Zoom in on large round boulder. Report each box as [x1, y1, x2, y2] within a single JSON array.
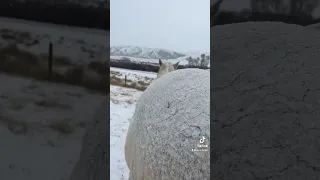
[[125, 68, 210, 180]]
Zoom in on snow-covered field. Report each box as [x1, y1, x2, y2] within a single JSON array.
[[0, 17, 108, 65], [0, 72, 106, 180], [110, 85, 143, 180], [111, 67, 156, 78]]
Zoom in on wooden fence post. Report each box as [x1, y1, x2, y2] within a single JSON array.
[[48, 42, 53, 79], [125, 75, 127, 87]]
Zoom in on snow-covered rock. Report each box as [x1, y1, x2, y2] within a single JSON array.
[[212, 22, 320, 179], [125, 69, 210, 180]]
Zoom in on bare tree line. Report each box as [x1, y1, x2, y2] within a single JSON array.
[[186, 54, 210, 68]]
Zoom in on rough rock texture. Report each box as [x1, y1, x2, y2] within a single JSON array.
[[212, 22, 320, 180], [68, 97, 108, 180], [125, 69, 210, 180]]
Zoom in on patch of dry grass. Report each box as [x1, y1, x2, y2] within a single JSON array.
[[48, 120, 74, 135], [110, 75, 149, 91], [39, 54, 74, 66], [0, 29, 39, 46], [0, 114, 29, 135], [9, 98, 30, 110], [34, 97, 72, 110], [0, 113, 75, 135]]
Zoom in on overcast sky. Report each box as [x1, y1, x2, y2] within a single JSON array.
[[110, 0, 210, 53]]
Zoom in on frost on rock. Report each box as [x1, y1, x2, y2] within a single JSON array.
[[125, 69, 210, 180], [212, 22, 320, 180]]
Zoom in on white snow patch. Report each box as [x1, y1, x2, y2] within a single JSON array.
[[110, 85, 143, 180]]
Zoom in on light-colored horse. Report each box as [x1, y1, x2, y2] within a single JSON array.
[[157, 59, 179, 78]]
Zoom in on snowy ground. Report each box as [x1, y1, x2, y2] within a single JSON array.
[[110, 85, 143, 180], [0, 17, 108, 65], [0, 72, 106, 180], [111, 67, 157, 78]]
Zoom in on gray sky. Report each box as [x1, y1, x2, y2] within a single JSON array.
[[110, 0, 210, 53]]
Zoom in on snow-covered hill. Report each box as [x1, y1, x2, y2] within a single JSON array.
[[110, 46, 186, 59]]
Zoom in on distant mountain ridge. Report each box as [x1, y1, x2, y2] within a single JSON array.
[[110, 46, 186, 59]]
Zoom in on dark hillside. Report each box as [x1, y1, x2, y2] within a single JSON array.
[[0, 1, 109, 30], [214, 11, 320, 26]]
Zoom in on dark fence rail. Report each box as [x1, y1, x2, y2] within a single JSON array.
[[0, 1, 109, 30]]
